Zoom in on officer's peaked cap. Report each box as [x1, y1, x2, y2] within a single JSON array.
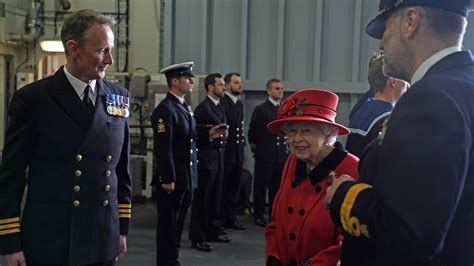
[[367, 0, 474, 39], [160, 62, 195, 78]]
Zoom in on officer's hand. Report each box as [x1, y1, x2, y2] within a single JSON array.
[[209, 124, 228, 139], [324, 174, 355, 209], [117, 235, 127, 260], [3, 251, 26, 266], [249, 143, 256, 153], [161, 182, 175, 194]]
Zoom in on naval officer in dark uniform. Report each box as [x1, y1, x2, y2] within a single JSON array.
[[326, 0, 474, 265], [0, 9, 131, 266], [248, 78, 289, 227], [220, 72, 247, 230], [151, 62, 198, 266], [189, 73, 230, 252]]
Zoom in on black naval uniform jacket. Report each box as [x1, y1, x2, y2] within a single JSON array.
[[248, 99, 288, 164], [0, 66, 132, 265], [329, 51, 474, 265], [151, 92, 198, 190], [220, 94, 245, 163], [194, 97, 227, 171]]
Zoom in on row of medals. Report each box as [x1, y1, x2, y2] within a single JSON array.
[[106, 93, 130, 118]]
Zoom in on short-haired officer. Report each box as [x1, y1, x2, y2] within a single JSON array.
[[189, 73, 230, 252], [0, 9, 131, 266], [248, 78, 289, 226], [346, 54, 408, 157], [151, 62, 197, 266]]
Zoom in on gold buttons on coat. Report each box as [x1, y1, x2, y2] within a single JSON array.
[[105, 155, 112, 162], [73, 200, 80, 207], [103, 200, 109, 207], [75, 155, 82, 161], [75, 170, 82, 177], [73, 186, 81, 192], [105, 185, 111, 192], [105, 170, 111, 177]]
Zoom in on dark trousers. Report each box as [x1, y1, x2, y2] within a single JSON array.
[[253, 161, 285, 219], [223, 162, 243, 224], [155, 187, 192, 266], [189, 169, 223, 241], [28, 260, 116, 266]]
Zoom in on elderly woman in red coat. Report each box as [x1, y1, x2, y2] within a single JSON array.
[[265, 89, 359, 266]]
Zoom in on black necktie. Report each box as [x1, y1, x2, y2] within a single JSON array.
[[83, 85, 94, 114], [182, 101, 189, 111]]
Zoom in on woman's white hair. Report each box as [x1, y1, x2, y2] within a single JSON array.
[[281, 121, 339, 146], [318, 123, 338, 146]]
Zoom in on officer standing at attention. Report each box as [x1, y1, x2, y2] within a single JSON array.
[[248, 78, 289, 227], [0, 9, 131, 266], [151, 62, 198, 266], [220, 72, 247, 230], [189, 73, 231, 252], [326, 0, 474, 265]]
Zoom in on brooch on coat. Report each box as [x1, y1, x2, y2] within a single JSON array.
[[328, 170, 337, 184], [106, 93, 130, 117]]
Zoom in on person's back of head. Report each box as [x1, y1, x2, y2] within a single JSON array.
[[368, 54, 408, 106], [368, 55, 388, 94]]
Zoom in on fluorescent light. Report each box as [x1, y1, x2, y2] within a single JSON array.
[[40, 40, 64, 52]]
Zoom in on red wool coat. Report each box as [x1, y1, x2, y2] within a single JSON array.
[[265, 152, 359, 266]]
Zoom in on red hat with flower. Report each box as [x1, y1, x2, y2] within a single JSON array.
[[267, 89, 349, 136]]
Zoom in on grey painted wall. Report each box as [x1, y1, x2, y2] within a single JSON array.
[[162, 0, 379, 171], [163, 0, 381, 91], [161, 0, 474, 172]]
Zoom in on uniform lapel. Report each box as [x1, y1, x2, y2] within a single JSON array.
[[266, 100, 278, 120], [78, 80, 111, 151], [207, 97, 225, 123], [222, 94, 236, 121], [50, 66, 90, 131], [168, 93, 191, 122]]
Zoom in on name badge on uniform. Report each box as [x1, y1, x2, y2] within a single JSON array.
[[106, 93, 130, 117]]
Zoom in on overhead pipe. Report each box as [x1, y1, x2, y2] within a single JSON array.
[[9, 1, 42, 42]]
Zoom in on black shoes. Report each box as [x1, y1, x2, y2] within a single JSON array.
[[213, 226, 228, 236], [191, 241, 213, 252], [208, 235, 232, 243], [254, 218, 267, 227], [225, 221, 248, 230]]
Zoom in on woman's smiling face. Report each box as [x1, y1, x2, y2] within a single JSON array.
[[283, 121, 327, 164]]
